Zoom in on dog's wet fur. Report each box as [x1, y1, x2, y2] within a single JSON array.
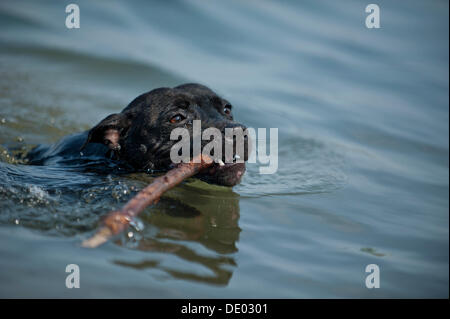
[[27, 83, 248, 186]]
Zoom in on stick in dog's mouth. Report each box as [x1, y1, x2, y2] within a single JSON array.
[[82, 154, 213, 248]]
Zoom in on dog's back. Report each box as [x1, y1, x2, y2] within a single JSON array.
[[26, 131, 113, 167]]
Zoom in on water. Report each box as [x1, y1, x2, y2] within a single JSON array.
[[0, 0, 448, 298]]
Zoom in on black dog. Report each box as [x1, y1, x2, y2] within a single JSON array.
[[26, 83, 248, 186]]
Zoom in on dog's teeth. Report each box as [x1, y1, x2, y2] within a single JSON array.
[[218, 159, 225, 167]]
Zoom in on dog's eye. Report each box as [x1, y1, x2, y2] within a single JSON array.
[[169, 114, 185, 124], [223, 105, 232, 115]]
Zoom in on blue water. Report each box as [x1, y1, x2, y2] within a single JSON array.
[[0, 0, 448, 297]]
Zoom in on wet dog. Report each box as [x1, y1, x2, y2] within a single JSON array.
[[26, 83, 248, 186]]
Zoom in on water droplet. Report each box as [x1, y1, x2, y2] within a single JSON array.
[[130, 218, 144, 232], [112, 184, 130, 200]]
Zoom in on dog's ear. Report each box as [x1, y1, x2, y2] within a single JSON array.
[[80, 113, 130, 151]]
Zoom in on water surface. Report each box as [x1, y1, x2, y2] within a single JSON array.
[[0, 0, 448, 298]]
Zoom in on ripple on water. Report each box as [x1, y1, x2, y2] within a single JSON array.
[[236, 136, 348, 197], [0, 160, 143, 236]]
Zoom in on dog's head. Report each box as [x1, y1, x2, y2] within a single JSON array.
[[83, 83, 249, 186]]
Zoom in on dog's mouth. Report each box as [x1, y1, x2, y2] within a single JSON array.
[[197, 155, 246, 187], [163, 154, 246, 187]]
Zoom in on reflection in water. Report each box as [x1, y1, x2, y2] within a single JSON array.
[[113, 185, 241, 286]]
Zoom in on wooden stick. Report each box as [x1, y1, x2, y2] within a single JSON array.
[[82, 155, 213, 248]]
